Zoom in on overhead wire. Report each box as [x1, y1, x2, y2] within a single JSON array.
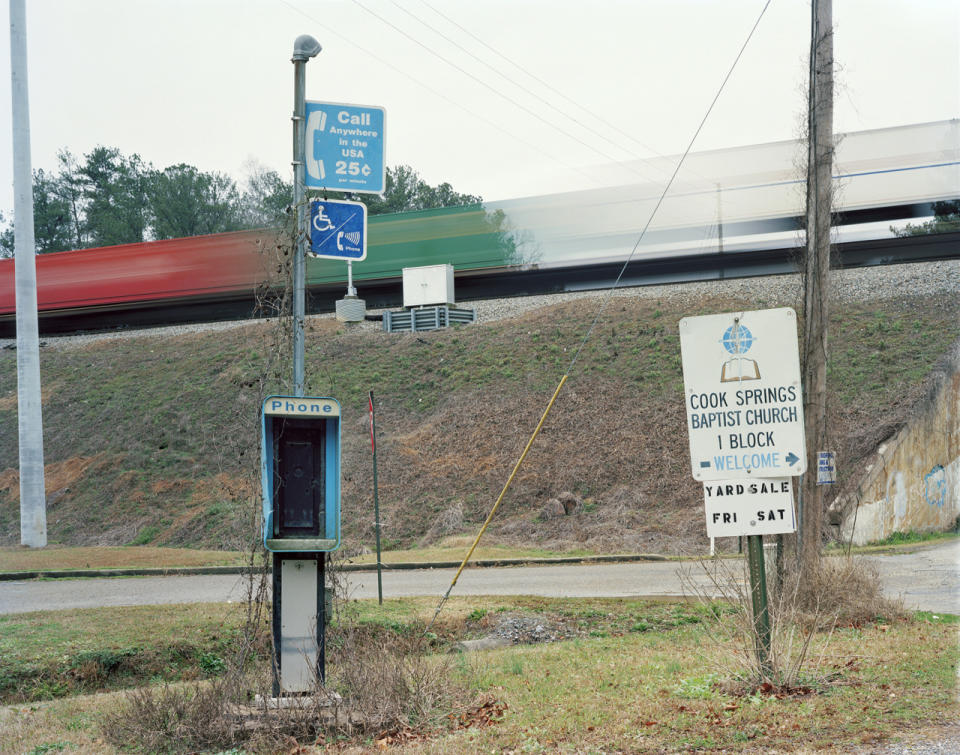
[[348, 0, 694, 188], [564, 0, 772, 373], [386, 0, 668, 187], [276, 0, 611, 189], [282, 0, 723, 203], [426, 0, 775, 632], [415, 0, 721, 190]]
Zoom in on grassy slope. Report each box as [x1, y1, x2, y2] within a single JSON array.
[[1, 291, 957, 554]]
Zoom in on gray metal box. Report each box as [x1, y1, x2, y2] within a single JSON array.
[[402, 264, 455, 307]]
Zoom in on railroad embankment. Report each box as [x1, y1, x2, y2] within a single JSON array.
[[1, 261, 958, 554]]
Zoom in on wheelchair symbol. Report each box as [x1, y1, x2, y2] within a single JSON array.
[[312, 206, 333, 232]]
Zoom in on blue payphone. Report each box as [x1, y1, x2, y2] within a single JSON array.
[[260, 395, 341, 694], [261, 395, 341, 553]]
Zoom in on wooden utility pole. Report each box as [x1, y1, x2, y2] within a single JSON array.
[[799, 0, 833, 579]]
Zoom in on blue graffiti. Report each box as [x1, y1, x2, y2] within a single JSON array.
[[924, 465, 946, 508]]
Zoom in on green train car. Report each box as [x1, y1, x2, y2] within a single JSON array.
[[305, 203, 525, 287]]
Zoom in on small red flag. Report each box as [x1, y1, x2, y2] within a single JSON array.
[[368, 392, 376, 453]]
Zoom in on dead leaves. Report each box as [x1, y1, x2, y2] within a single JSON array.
[[373, 698, 507, 750]]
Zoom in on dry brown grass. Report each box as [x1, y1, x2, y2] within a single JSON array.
[[2, 294, 957, 555], [0, 384, 54, 411], [96, 620, 479, 753], [0, 453, 108, 504], [2, 592, 956, 753], [100, 680, 239, 754], [355, 373, 706, 556], [0, 545, 244, 571], [325, 622, 476, 736], [793, 555, 906, 629], [684, 551, 906, 691]]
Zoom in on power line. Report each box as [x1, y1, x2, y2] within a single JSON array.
[[275, 0, 609, 189], [387, 0, 669, 187], [349, 0, 652, 175], [281, 0, 732, 199], [417, 0, 714, 188], [566, 0, 774, 373]]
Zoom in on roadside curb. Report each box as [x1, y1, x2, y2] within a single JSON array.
[[0, 553, 669, 581], [2, 539, 952, 581], [0, 565, 251, 581]]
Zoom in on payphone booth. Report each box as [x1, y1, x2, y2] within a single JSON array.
[[261, 396, 341, 694]]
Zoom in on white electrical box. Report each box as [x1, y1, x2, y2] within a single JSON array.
[[402, 264, 455, 308]]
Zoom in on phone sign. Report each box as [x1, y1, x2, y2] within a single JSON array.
[[304, 101, 385, 194], [308, 199, 367, 261]]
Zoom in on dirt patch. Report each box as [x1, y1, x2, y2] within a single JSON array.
[[851, 722, 960, 754], [150, 478, 192, 496], [0, 384, 55, 411], [0, 453, 109, 504], [0, 469, 15, 499], [190, 473, 256, 504]]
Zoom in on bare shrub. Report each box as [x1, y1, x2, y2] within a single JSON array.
[[101, 680, 238, 754], [419, 502, 465, 546], [682, 558, 820, 689], [684, 550, 904, 692], [324, 619, 476, 736], [792, 555, 904, 629]]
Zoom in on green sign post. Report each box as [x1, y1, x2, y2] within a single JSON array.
[[680, 308, 807, 676]]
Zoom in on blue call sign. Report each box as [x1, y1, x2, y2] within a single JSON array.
[[304, 101, 385, 194]]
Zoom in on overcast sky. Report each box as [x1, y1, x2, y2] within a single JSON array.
[[1, 0, 957, 217]]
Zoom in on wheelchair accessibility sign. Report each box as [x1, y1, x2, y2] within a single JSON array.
[[308, 199, 368, 261]]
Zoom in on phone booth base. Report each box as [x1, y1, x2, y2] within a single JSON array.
[[273, 555, 325, 693]]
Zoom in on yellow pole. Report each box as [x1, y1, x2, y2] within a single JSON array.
[[428, 374, 568, 629]]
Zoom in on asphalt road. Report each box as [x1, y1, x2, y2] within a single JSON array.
[[1, 541, 956, 615]]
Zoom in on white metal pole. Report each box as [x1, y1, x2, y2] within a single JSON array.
[[10, 0, 47, 548]]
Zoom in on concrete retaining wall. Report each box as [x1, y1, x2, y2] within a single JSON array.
[[829, 340, 960, 545]]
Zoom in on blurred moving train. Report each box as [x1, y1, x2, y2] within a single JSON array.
[[0, 205, 515, 337], [2, 121, 957, 336], [0, 204, 527, 335], [0, 199, 955, 338]]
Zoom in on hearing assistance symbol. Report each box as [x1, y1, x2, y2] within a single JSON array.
[[308, 198, 368, 262], [720, 322, 760, 382]]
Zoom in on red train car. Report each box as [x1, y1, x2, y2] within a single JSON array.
[[0, 230, 278, 335]]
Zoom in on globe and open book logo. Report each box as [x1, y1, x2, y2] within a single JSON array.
[[720, 323, 760, 382]]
